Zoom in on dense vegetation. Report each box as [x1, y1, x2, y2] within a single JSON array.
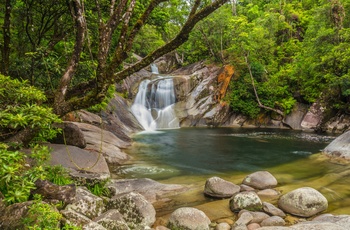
[[181, 0, 350, 118]]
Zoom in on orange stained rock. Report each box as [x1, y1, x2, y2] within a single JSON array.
[[217, 65, 234, 100]]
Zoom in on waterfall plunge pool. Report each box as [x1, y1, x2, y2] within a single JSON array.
[[113, 127, 350, 217]]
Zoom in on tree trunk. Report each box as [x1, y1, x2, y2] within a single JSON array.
[[1, 0, 11, 75]]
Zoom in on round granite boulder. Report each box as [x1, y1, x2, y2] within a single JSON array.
[[242, 171, 278, 190], [204, 176, 241, 198]]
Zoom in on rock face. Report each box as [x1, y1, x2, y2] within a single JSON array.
[[229, 191, 263, 212], [0, 201, 34, 230], [242, 171, 278, 190], [300, 102, 324, 131], [204, 176, 241, 198], [93, 209, 129, 230], [323, 130, 350, 160], [278, 187, 328, 217], [168, 207, 211, 230]]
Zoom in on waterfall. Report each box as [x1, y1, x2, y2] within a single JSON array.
[[150, 64, 159, 74], [131, 77, 179, 131]]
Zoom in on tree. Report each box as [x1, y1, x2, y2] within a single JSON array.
[[0, 0, 228, 145]]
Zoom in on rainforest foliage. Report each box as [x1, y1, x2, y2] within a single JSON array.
[[0, 0, 349, 138]]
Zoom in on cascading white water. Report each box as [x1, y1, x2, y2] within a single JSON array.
[[131, 77, 179, 131]]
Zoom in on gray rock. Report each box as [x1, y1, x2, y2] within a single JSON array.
[[107, 192, 156, 228], [48, 143, 110, 177], [30, 179, 76, 205], [61, 209, 94, 227], [52, 122, 86, 148], [284, 103, 308, 130], [322, 114, 350, 133], [73, 122, 131, 165], [242, 171, 278, 190], [66, 187, 105, 219], [247, 223, 261, 230], [257, 189, 280, 197], [94, 209, 129, 230], [312, 214, 350, 229], [240, 211, 270, 224], [278, 187, 328, 217], [230, 191, 263, 212], [204, 176, 240, 198], [290, 221, 348, 230], [83, 222, 108, 230], [240, 184, 255, 192], [300, 103, 324, 131], [263, 202, 286, 218], [168, 207, 211, 230], [260, 216, 286, 227], [0, 201, 34, 230], [324, 130, 350, 160], [107, 178, 188, 203], [235, 211, 253, 226]]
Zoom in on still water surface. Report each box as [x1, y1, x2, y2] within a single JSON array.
[[119, 127, 334, 179], [116, 128, 350, 216]]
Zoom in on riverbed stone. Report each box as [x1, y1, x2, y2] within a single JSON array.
[[235, 211, 254, 226], [263, 202, 286, 218], [93, 209, 129, 230], [204, 176, 241, 198], [278, 187, 328, 217], [61, 209, 94, 227], [107, 192, 156, 228], [312, 214, 350, 229], [215, 222, 231, 230], [239, 211, 270, 224], [230, 191, 263, 212], [242, 171, 278, 190], [324, 130, 350, 160], [247, 223, 261, 230], [65, 187, 105, 219], [257, 189, 280, 197], [167, 207, 211, 230], [260, 216, 286, 227]]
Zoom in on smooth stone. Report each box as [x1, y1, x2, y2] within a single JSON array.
[[168, 207, 211, 230], [204, 176, 241, 198], [263, 202, 286, 218], [242, 171, 278, 190], [247, 223, 261, 230], [230, 191, 263, 212], [260, 216, 286, 227], [215, 222, 231, 230]]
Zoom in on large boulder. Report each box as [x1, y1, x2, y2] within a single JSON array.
[[323, 130, 350, 160], [93, 209, 129, 230], [51, 122, 86, 148], [107, 178, 188, 203], [30, 179, 76, 205], [204, 176, 240, 198], [284, 103, 308, 130], [0, 201, 34, 230], [72, 122, 131, 165], [278, 187, 328, 217], [107, 192, 156, 228], [48, 143, 110, 182], [167, 207, 211, 230], [65, 187, 105, 219], [300, 102, 324, 131], [230, 191, 263, 212], [242, 171, 278, 190]]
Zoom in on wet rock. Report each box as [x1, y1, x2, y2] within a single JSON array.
[[107, 178, 188, 203], [322, 114, 350, 133], [215, 222, 231, 230], [94, 209, 129, 230], [168, 207, 211, 230], [66, 187, 105, 219], [107, 192, 156, 228], [230, 191, 263, 212], [290, 221, 348, 230], [204, 176, 240, 198], [30, 179, 76, 205], [242, 171, 278, 190], [263, 202, 286, 218], [260, 216, 286, 227], [278, 187, 328, 217], [324, 130, 350, 160]]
